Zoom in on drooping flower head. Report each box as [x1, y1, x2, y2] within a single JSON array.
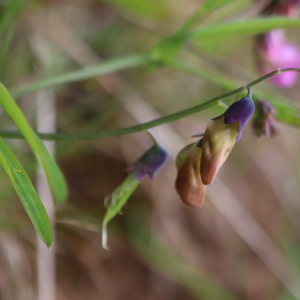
[[103, 138, 168, 249], [252, 100, 279, 137], [175, 141, 206, 208], [125, 144, 168, 180], [200, 90, 255, 185], [257, 30, 300, 88]]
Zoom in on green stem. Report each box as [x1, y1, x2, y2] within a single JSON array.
[[179, 6, 205, 33], [2, 67, 300, 141], [145, 131, 158, 145]]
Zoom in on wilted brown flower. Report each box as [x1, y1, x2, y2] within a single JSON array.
[[175, 142, 206, 209], [252, 100, 279, 137]]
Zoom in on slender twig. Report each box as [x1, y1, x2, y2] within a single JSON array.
[[145, 131, 158, 145], [2, 67, 300, 141], [218, 101, 228, 110]]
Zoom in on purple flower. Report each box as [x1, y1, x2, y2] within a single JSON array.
[[252, 100, 279, 137], [125, 144, 168, 180], [223, 95, 256, 140], [200, 94, 255, 184], [257, 30, 300, 88]]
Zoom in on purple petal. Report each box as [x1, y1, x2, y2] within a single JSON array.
[[124, 163, 136, 173], [147, 149, 169, 179], [224, 96, 255, 131], [134, 166, 147, 180], [125, 145, 168, 181]]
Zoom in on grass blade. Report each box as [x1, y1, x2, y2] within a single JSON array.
[[0, 138, 52, 247], [200, 0, 237, 13], [10, 54, 149, 97], [0, 83, 67, 203], [191, 17, 300, 41]]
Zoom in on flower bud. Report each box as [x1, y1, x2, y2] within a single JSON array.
[[125, 144, 168, 180], [175, 143, 206, 208], [252, 100, 279, 137], [200, 116, 239, 185], [200, 95, 255, 185]]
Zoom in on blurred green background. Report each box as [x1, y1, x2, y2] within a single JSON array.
[[0, 0, 300, 299]]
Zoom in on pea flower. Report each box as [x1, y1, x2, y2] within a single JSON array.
[[252, 100, 279, 137], [125, 144, 168, 180], [102, 138, 168, 249], [175, 90, 256, 208], [175, 141, 206, 208], [256, 30, 300, 88], [200, 90, 255, 185]]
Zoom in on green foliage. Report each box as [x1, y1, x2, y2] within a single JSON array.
[[100, 0, 167, 17], [0, 138, 52, 247], [191, 17, 300, 40], [102, 172, 140, 248], [0, 84, 67, 204], [0, 0, 23, 34], [200, 0, 238, 13], [10, 55, 149, 97], [149, 16, 300, 68]]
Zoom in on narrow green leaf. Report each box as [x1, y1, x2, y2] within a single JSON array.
[[102, 172, 140, 249], [0, 83, 67, 203], [0, 138, 52, 247], [101, 0, 166, 17], [200, 0, 237, 15], [191, 17, 300, 41], [0, 0, 23, 35], [10, 55, 149, 98]]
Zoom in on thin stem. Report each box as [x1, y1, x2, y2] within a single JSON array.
[[246, 86, 252, 98], [218, 101, 228, 110], [2, 67, 300, 141], [179, 6, 205, 33], [191, 134, 204, 138], [145, 131, 158, 145]]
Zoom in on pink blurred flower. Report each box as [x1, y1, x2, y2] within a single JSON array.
[[257, 30, 300, 88]]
